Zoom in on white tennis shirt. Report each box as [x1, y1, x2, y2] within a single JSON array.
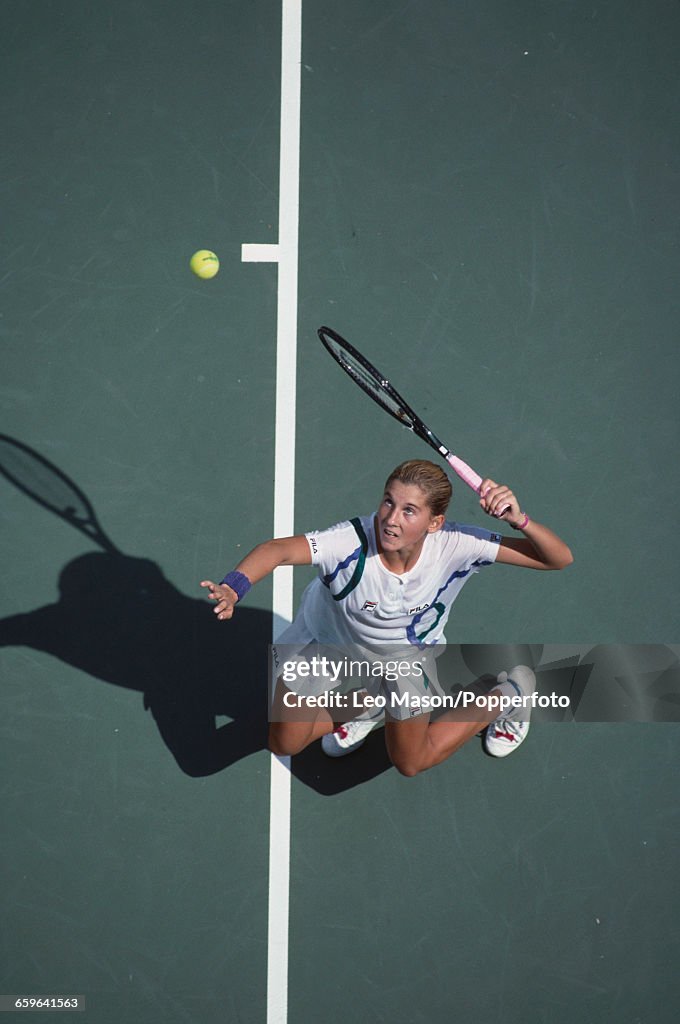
[[295, 514, 501, 649]]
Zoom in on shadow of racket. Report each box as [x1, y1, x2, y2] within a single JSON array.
[[0, 433, 120, 555]]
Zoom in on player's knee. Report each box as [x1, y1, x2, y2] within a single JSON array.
[[389, 753, 423, 778], [268, 724, 303, 757], [267, 730, 292, 756]]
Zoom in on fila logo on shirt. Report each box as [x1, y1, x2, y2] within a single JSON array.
[[361, 600, 431, 615]]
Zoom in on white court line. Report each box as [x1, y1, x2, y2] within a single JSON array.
[[241, 2, 302, 1023], [242, 242, 280, 262]]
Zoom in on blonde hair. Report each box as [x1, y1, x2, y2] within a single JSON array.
[[384, 460, 452, 517]]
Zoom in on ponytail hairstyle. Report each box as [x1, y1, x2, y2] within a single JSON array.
[[384, 460, 452, 518]]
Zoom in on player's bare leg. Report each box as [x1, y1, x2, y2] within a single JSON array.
[[385, 668, 536, 774], [384, 704, 497, 777], [268, 677, 336, 756]]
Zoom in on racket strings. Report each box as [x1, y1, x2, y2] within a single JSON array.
[[332, 349, 415, 428]]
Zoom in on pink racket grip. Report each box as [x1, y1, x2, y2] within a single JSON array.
[[444, 452, 511, 516], [444, 453, 483, 493]]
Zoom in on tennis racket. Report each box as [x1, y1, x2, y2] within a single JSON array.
[[318, 326, 510, 514]]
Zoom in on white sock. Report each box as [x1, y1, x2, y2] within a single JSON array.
[[493, 677, 522, 702]]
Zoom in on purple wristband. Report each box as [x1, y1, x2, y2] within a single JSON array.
[[514, 512, 530, 531], [220, 570, 252, 601]]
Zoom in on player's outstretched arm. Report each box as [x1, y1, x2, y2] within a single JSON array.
[[478, 479, 573, 571], [200, 535, 312, 620]]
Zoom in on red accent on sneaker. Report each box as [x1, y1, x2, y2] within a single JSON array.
[[493, 729, 518, 743], [336, 726, 348, 739]]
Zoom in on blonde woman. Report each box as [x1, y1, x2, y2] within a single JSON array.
[[201, 461, 572, 776]]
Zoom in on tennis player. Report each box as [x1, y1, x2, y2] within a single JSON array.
[[201, 461, 572, 775]]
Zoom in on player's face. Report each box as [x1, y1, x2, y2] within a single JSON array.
[[377, 482, 444, 556]]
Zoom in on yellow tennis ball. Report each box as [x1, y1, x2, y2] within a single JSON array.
[[190, 249, 219, 279]]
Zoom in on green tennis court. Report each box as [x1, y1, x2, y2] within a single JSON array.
[[2, 2, 679, 1022]]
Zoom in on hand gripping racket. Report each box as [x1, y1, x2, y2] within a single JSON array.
[[318, 326, 510, 514]]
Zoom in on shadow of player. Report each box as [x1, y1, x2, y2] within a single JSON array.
[[0, 433, 391, 792], [0, 551, 392, 790]]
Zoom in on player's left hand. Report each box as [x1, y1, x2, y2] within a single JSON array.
[[200, 579, 239, 620], [479, 479, 523, 527]]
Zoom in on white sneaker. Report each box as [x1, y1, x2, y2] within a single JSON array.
[[484, 665, 535, 758], [321, 712, 384, 757]]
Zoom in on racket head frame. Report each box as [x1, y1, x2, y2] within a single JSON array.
[[318, 326, 489, 500], [318, 325, 442, 445]]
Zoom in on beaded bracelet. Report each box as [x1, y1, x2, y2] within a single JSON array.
[[220, 570, 252, 601]]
